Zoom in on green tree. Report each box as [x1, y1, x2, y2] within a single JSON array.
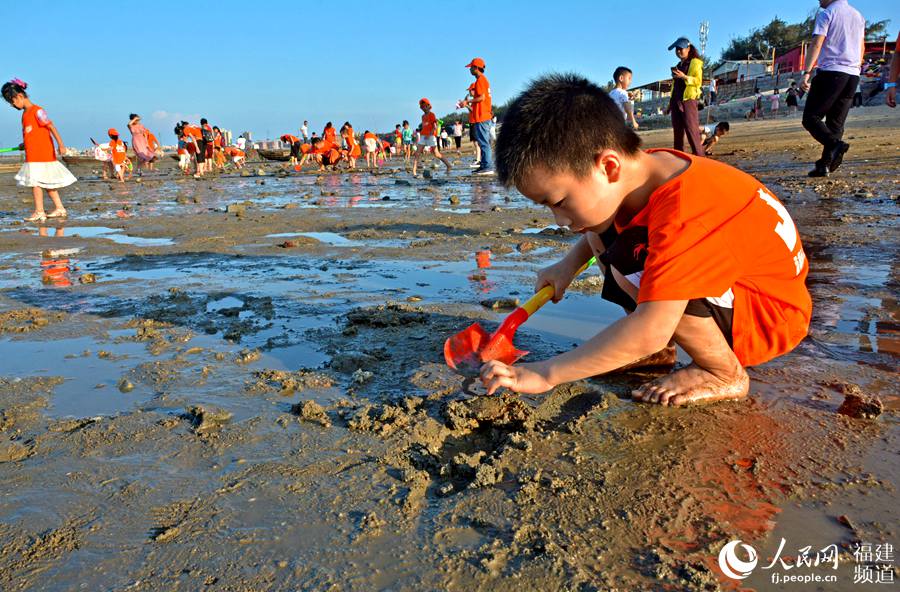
[[865, 19, 891, 41], [719, 16, 815, 65]]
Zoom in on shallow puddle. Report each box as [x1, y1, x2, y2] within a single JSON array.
[[32, 225, 174, 246]]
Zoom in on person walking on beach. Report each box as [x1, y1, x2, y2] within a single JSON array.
[[127, 114, 156, 174], [411, 98, 452, 177], [452, 120, 463, 155], [107, 128, 127, 183], [800, 0, 865, 177], [300, 120, 309, 141], [2, 78, 76, 222], [666, 37, 705, 156], [459, 57, 494, 175], [708, 78, 718, 105], [401, 120, 413, 163]]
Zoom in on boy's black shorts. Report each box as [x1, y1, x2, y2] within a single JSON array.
[[290, 142, 301, 158], [596, 225, 734, 347], [454, 136, 462, 148], [196, 140, 207, 163]]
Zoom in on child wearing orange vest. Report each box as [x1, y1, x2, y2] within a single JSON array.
[[412, 98, 452, 177], [343, 124, 361, 169], [106, 128, 128, 183], [224, 146, 246, 169], [363, 131, 379, 169], [2, 78, 76, 222], [281, 134, 302, 166], [147, 131, 160, 171]]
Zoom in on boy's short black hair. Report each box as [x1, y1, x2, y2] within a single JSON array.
[[716, 121, 730, 132], [612, 66, 632, 82], [496, 73, 642, 188], [402, 120, 409, 126], [200, 118, 208, 125]]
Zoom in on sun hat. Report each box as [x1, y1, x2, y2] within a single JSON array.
[[668, 37, 691, 50]]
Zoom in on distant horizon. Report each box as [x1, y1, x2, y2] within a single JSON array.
[[1, 0, 895, 149]]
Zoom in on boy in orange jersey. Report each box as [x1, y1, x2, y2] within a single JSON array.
[[411, 98, 452, 177], [106, 128, 127, 183], [480, 74, 811, 407]]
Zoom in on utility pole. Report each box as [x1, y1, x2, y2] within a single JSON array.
[[699, 21, 710, 123], [699, 20, 710, 58]]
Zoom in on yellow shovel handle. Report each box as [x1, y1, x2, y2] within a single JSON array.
[[521, 256, 597, 316]]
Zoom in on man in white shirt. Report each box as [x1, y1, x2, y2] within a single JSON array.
[[609, 66, 639, 129], [300, 120, 309, 141], [800, 0, 865, 177]]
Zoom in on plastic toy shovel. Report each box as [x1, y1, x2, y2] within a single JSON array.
[[0, 146, 23, 153], [444, 256, 597, 375]]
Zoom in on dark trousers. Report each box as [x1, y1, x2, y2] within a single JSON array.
[[802, 70, 858, 162], [671, 99, 705, 156]]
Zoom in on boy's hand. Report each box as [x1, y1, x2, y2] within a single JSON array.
[[480, 361, 553, 396], [536, 258, 579, 303]]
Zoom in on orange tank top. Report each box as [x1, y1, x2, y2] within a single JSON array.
[[22, 104, 56, 163]]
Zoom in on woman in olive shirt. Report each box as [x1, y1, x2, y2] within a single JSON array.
[[667, 37, 705, 156]]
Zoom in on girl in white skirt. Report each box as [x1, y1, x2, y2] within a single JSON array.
[[2, 78, 77, 223]]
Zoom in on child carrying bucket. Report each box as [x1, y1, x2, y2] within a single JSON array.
[[2, 78, 76, 222]]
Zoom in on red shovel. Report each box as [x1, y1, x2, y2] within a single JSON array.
[[444, 256, 596, 375]]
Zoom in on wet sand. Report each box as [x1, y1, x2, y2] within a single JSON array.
[[0, 108, 897, 591]]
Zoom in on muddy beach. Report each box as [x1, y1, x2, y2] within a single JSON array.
[[0, 109, 897, 591]]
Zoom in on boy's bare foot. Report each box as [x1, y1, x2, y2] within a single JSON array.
[[614, 346, 677, 372], [631, 362, 749, 406]]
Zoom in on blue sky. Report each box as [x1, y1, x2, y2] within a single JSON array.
[[1, 0, 896, 148]]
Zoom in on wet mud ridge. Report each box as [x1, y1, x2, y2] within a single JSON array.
[[0, 113, 898, 590]]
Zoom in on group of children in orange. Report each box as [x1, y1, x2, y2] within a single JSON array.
[[3, 69, 815, 409], [175, 119, 242, 177]]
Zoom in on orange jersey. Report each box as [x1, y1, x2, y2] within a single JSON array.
[[109, 139, 127, 165], [300, 143, 312, 155], [363, 132, 377, 142], [282, 134, 299, 144], [323, 127, 337, 143], [421, 112, 437, 137], [224, 147, 245, 157], [466, 82, 476, 123], [22, 104, 56, 163], [619, 149, 810, 366], [471, 74, 492, 123], [147, 132, 160, 151]]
